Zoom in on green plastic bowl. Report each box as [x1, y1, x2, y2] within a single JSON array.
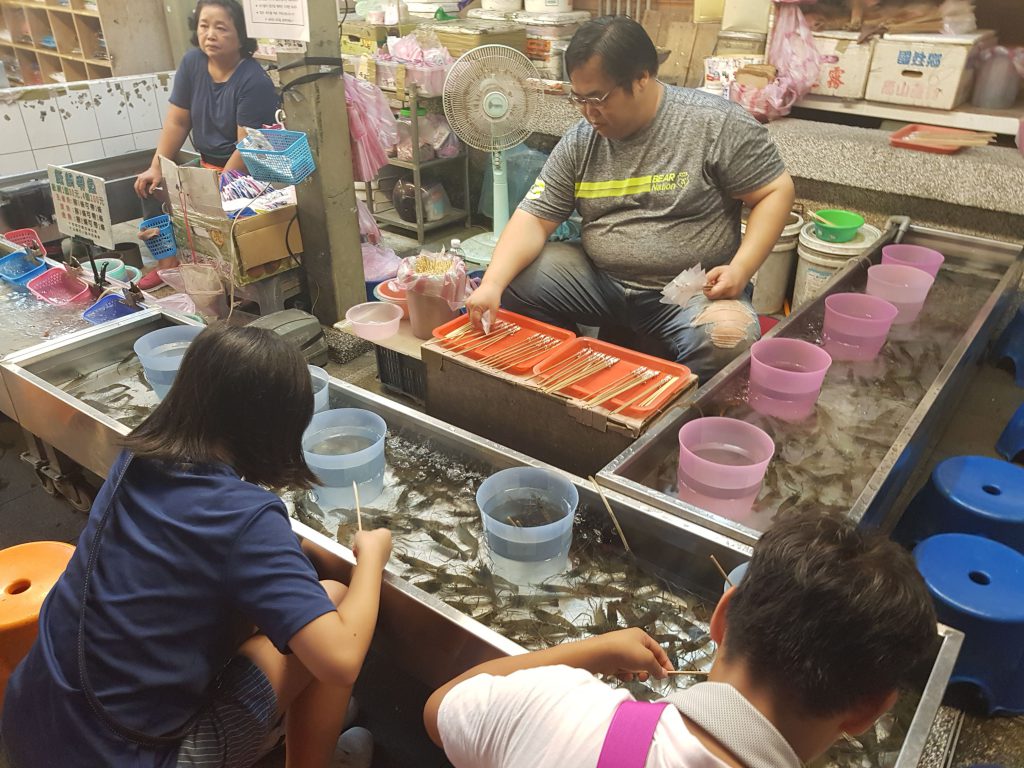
[[812, 209, 864, 243]]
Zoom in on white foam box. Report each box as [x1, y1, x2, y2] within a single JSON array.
[[864, 31, 995, 110], [810, 32, 874, 99]]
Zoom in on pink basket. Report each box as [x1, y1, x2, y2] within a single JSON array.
[[27, 266, 91, 306], [4, 228, 45, 254]]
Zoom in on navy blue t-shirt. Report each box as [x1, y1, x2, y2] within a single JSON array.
[[170, 48, 279, 163], [0, 452, 336, 767]]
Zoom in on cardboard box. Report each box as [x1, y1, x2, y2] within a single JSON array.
[[341, 20, 421, 56], [811, 32, 874, 100], [421, 341, 697, 478], [160, 157, 302, 286], [865, 31, 994, 110]]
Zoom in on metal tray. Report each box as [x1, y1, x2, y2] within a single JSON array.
[[0, 307, 964, 768], [599, 224, 1024, 546]]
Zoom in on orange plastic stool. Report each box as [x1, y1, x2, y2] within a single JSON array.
[[0, 541, 74, 714]]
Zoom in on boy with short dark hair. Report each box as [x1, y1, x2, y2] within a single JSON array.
[[425, 512, 938, 768]]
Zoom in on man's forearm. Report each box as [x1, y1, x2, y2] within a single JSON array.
[[480, 209, 560, 293], [731, 174, 796, 281]]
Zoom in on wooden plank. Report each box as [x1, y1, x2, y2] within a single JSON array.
[[684, 21, 720, 88], [659, 20, 697, 86]]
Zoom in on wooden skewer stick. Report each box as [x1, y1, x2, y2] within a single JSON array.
[[479, 333, 540, 364], [637, 375, 679, 409], [666, 669, 711, 676], [524, 349, 589, 382], [585, 371, 655, 409], [806, 210, 838, 227], [710, 554, 733, 587], [589, 475, 631, 553], [539, 354, 602, 392], [611, 374, 669, 415], [583, 367, 646, 404], [353, 481, 363, 531]]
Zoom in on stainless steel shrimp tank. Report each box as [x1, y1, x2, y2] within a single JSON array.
[[0, 306, 964, 768], [600, 223, 1024, 547]]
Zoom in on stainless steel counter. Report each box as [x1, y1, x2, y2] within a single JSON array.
[[600, 224, 1024, 546], [0, 306, 964, 767]]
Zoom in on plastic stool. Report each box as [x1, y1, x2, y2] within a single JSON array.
[[996, 402, 1024, 462], [896, 456, 1024, 553], [231, 270, 301, 315], [0, 541, 75, 714], [994, 305, 1024, 386], [915, 533, 1024, 715]]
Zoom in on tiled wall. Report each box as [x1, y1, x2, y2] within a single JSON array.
[[0, 72, 194, 177]]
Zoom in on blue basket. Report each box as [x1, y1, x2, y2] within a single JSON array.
[[237, 129, 315, 185], [82, 294, 140, 325], [0, 249, 48, 287], [139, 215, 178, 260]]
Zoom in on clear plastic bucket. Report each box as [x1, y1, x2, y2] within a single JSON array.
[[677, 417, 774, 522], [303, 408, 387, 509], [133, 325, 204, 400], [309, 365, 330, 414], [476, 466, 577, 582], [881, 244, 945, 278], [822, 293, 899, 361], [866, 264, 935, 325], [748, 338, 832, 421]]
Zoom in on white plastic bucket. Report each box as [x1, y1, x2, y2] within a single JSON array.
[[482, 0, 522, 9], [525, 0, 572, 13], [793, 222, 881, 309], [743, 211, 803, 314]]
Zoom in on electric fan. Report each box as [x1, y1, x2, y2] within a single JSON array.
[[443, 45, 542, 266]]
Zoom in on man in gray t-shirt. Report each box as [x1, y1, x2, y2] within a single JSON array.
[[465, 16, 795, 382]]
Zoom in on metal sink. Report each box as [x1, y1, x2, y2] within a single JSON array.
[[600, 224, 1024, 546]]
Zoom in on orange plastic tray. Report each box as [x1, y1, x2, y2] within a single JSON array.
[[530, 338, 691, 418], [890, 124, 972, 155], [432, 309, 576, 375]]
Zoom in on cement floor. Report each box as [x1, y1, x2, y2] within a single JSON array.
[[1, 345, 1023, 767]]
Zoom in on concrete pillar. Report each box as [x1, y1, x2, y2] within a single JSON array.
[[278, 0, 365, 325]]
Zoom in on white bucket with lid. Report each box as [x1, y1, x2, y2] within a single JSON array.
[[793, 222, 881, 309], [743, 210, 803, 314], [524, 0, 572, 14]]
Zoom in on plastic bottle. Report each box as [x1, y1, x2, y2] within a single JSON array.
[[971, 47, 1021, 110], [449, 239, 466, 262]]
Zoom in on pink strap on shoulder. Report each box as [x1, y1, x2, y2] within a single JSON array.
[[596, 700, 670, 768]]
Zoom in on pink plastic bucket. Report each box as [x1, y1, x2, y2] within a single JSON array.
[[822, 293, 899, 361], [881, 244, 944, 278], [748, 338, 832, 421], [866, 264, 935, 325], [677, 417, 775, 522]]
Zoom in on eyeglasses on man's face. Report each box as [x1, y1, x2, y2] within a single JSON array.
[[567, 87, 618, 109]]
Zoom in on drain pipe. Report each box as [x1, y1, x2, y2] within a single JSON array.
[[886, 215, 912, 243]]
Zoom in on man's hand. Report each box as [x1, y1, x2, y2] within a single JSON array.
[[703, 263, 750, 301], [134, 167, 162, 198], [465, 282, 502, 330], [352, 529, 392, 571], [593, 628, 674, 682]]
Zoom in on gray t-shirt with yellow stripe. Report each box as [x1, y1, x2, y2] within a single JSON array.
[[520, 85, 786, 290]]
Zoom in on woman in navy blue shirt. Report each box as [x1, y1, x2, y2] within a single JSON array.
[[133, 0, 279, 286], [1, 324, 390, 767]]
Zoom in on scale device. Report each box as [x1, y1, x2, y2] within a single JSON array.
[[251, 309, 329, 366]]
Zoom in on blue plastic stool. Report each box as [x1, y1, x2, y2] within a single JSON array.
[[996, 402, 1024, 462], [896, 456, 1024, 553], [915, 533, 1024, 715], [994, 305, 1024, 387]]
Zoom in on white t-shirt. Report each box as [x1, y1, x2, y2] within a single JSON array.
[[437, 665, 732, 768]]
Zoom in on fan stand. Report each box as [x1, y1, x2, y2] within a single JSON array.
[[461, 150, 509, 268]]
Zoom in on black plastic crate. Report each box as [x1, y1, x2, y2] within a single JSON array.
[[374, 345, 426, 403]]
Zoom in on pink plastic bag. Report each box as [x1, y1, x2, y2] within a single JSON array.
[[730, 0, 819, 122], [362, 242, 401, 282], [344, 74, 398, 182], [357, 199, 382, 244]]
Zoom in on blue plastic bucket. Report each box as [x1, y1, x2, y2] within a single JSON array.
[[133, 325, 203, 400], [303, 408, 387, 509]]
